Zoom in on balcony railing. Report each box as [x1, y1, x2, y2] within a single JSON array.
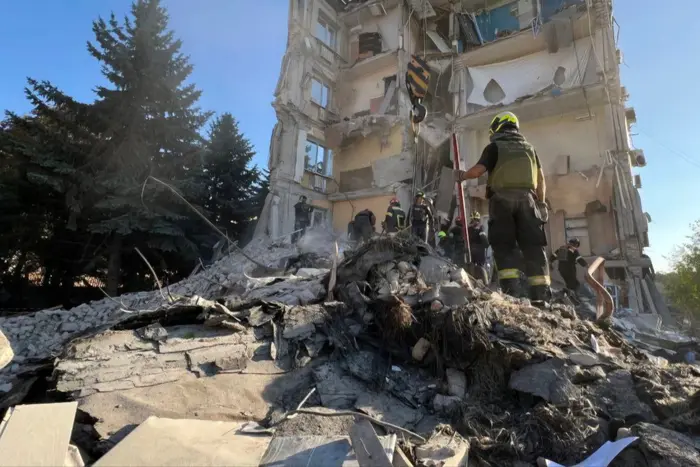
[[314, 37, 346, 67], [302, 170, 336, 194]]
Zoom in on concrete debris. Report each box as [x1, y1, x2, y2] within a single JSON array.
[[412, 337, 431, 361], [445, 369, 467, 399], [0, 235, 698, 466], [415, 430, 469, 467]]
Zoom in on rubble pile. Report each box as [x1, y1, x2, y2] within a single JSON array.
[[1, 233, 700, 466]]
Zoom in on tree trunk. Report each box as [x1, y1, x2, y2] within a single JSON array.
[[11, 250, 27, 286], [107, 234, 123, 297]]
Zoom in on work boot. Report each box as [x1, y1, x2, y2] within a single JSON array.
[[529, 285, 550, 308], [499, 278, 521, 298]]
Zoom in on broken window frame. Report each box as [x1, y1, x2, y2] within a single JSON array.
[[305, 139, 334, 178], [316, 14, 338, 50], [311, 78, 330, 108]]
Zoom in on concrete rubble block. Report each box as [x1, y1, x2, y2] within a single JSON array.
[[436, 283, 472, 308], [446, 368, 467, 399], [433, 394, 462, 415], [619, 422, 700, 467], [412, 338, 431, 361], [565, 348, 602, 367], [282, 304, 327, 340], [419, 256, 452, 285], [588, 370, 657, 423], [312, 362, 369, 409], [449, 268, 473, 288], [509, 358, 581, 407], [415, 432, 470, 467], [136, 323, 168, 342]]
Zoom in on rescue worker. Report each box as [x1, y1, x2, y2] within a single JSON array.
[[448, 217, 466, 268], [468, 211, 490, 283], [436, 230, 448, 255], [550, 238, 588, 301], [468, 212, 489, 265], [293, 195, 312, 243], [353, 209, 376, 243], [384, 198, 406, 233], [409, 191, 433, 243], [454, 111, 551, 305]]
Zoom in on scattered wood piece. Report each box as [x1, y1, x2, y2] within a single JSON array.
[[350, 420, 393, 467], [327, 241, 339, 301], [392, 446, 415, 467], [220, 320, 246, 332]]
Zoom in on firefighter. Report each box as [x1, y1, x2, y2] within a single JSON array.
[[384, 198, 406, 233], [293, 195, 312, 243], [550, 238, 588, 301], [454, 111, 551, 305], [409, 191, 433, 243], [448, 217, 466, 268], [436, 230, 448, 254], [353, 209, 376, 243]]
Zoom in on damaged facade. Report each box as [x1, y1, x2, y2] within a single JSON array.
[[260, 0, 657, 317]]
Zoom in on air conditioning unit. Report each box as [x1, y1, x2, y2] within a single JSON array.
[[634, 174, 642, 189], [630, 149, 646, 167]]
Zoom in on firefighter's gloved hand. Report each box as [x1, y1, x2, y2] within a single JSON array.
[[453, 169, 468, 182]]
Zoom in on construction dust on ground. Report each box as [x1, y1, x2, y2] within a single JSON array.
[[0, 231, 699, 466]]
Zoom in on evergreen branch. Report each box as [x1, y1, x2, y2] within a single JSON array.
[[140, 175, 273, 272], [134, 246, 172, 302]]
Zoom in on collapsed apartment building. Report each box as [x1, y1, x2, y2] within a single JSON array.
[[256, 0, 662, 324]]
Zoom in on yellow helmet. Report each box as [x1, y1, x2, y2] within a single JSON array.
[[470, 211, 481, 221], [489, 111, 519, 135], [438, 231, 447, 238]]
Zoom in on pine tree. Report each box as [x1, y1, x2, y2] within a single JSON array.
[[200, 113, 260, 244], [86, 0, 212, 294], [0, 81, 101, 293]]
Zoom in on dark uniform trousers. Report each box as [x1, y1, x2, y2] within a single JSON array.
[[412, 223, 429, 243], [354, 214, 374, 242], [488, 188, 550, 299]]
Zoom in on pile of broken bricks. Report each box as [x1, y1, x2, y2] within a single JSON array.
[[1, 233, 700, 466]]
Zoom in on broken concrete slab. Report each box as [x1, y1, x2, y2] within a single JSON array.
[[55, 326, 264, 395], [588, 370, 657, 423], [0, 402, 78, 467], [509, 359, 581, 407], [616, 423, 700, 467], [94, 416, 272, 466], [260, 434, 396, 467]]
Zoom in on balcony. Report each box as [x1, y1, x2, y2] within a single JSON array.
[[302, 170, 336, 195], [456, 1, 591, 67], [313, 37, 347, 68], [307, 101, 342, 126]]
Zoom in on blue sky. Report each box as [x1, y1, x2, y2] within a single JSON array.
[[0, 1, 695, 271]]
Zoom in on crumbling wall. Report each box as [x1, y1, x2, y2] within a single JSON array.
[[333, 125, 403, 181]]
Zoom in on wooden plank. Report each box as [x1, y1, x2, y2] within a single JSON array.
[[392, 447, 415, 467], [349, 420, 393, 467], [0, 402, 78, 467]]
